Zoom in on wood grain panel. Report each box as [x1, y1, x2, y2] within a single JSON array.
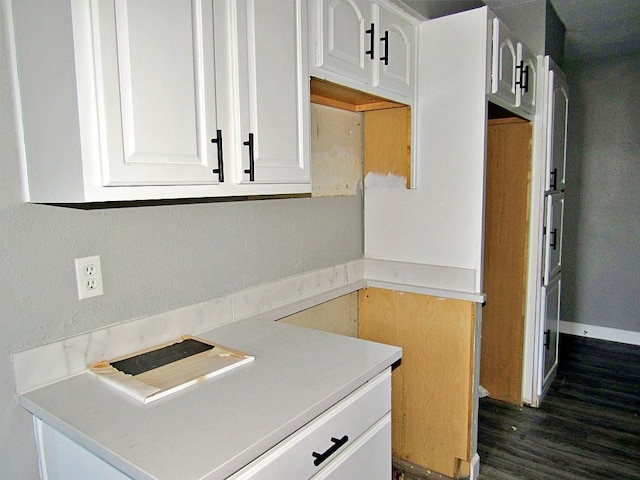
[[310, 77, 403, 112], [481, 118, 532, 405], [364, 106, 412, 188], [358, 288, 477, 478]]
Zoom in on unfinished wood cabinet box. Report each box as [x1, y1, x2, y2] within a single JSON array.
[[481, 116, 533, 405], [358, 287, 478, 479], [310, 78, 412, 188]]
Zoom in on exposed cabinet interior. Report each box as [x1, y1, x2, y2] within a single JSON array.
[[481, 108, 533, 405], [358, 288, 478, 479], [310, 78, 412, 189]]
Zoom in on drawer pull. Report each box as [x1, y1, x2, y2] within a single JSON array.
[[312, 435, 349, 466]]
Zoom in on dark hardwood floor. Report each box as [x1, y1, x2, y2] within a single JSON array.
[[477, 334, 640, 480]]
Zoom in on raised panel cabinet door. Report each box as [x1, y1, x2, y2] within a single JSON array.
[[233, 0, 310, 185], [375, 2, 415, 98], [540, 275, 561, 394], [546, 68, 569, 192], [491, 18, 517, 106], [91, 0, 221, 186], [516, 43, 537, 114], [314, 0, 372, 85], [543, 193, 564, 285]]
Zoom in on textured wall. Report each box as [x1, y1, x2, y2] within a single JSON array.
[[563, 53, 640, 333], [0, 10, 363, 479]]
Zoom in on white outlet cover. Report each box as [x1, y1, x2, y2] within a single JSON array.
[[75, 255, 104, 300]]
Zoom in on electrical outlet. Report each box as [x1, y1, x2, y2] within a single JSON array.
[[75, 255, 104, 300]]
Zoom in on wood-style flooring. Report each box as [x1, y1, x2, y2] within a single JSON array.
[[477, 334, 640, 480], [392, 334, 640, 480]]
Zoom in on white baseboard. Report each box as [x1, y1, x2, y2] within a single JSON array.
[[560, 321, 640, 346]]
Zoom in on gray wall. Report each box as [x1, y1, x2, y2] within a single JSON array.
[[0, 15, 363, 479], [562, 52, 640, 333]]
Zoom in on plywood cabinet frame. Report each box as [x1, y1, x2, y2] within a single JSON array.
[[310, 77, 413, 188]]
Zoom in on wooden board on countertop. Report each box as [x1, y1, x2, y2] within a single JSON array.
[[358, 288, 477, 478]]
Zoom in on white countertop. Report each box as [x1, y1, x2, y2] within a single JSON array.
[[20, 318, 402, 479]]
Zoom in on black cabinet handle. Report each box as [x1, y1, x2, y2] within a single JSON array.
[[380, 31, 389, 65], [544, 329, 551, 350], [243, 133, 255, 182], [550, 228, 558, 250], [515, 61, 529, 92], [312, 435, 348, 466], [210, 129, 224, 182], [550, 168, 558, 190], [365, 23, 375, 59]]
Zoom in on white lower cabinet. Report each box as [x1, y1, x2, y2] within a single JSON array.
[[229, 369, 391, 479], [33, 369, 392, 479], [34, 418, 130, 480]]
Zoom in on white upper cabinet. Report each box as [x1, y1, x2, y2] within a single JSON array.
[[91, 0, 220, 187], [309, 0, 417, 101], [491, 18, 518, 106], [516, 43, 537, 114], [545, 63, 569, 193], [9, 0, 309, 203], [490, 17, 537, 116], [231, 0, 310, 186]]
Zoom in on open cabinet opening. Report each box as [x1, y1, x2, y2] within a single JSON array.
[[480, 102, 533, 405], [310, 78, 413, 190]]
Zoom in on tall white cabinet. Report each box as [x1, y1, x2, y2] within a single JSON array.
[[9, 0, 310, 202], [532, 58, 568, 401]]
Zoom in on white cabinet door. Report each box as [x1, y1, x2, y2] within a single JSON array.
[[35, 419, 130, 480], [314, 0, 372, 85], [375, 2, 414, 98], [232, 0, 310, 186], [91, 0, 221, 186], [543, 193, 564, 285], [516, 43, 537, 114], [310, 0, 416, 101], [491, 18, 517, 107], [546, 66, 569, 193], [540, 274, 561, 394]]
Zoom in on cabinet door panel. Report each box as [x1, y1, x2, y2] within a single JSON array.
[[543, 193, 564, 285], [234, 0, 309, 185], [540, 275, 561, 394], [546, 69, 568, 192], [93, 0, 219, 186], [315, 0, 371, 84], [491, 18, 517, 106], [516, 43, 536, 114], [375, 3, 414, 98]]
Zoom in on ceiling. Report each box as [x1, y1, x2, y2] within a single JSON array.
[[399, 0, 640, 62]]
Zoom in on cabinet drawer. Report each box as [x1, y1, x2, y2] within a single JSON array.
[[312, 414, 391, 479], [229, 369, 391, 479]]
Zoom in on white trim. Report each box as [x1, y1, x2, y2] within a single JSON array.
[[470, 453, 480, 480], [560, 321, 640, 346]]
